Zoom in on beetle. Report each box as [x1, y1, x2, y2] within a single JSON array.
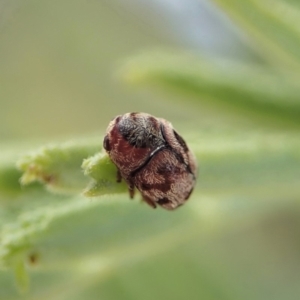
[[103, 112, 197, 210]]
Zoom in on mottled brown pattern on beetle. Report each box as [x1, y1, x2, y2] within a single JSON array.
[[134, 149, 195, 210], [118, 113, 165, 149], [105, 121, 153, 178], [103, 112, 198, 210], [138, 162, 183, 193]]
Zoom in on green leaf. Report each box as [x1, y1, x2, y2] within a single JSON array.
[[0, 196, 108, 269], [213, 0, 300, 71], [82, 153, 128, 197], [17, 141, 100, 194], [120, 51, 300, 128], [13, 260, 29, 293], [0, 162, 26, 197], [0, 129, 300, 298], [14, 139, 128, 198]]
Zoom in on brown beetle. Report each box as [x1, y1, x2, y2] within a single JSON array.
[[103, 112, 197, 210]]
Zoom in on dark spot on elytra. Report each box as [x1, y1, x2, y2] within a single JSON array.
[[173, 130, 189, 152], [160, 125, 186, 165], [157, 197, 171, 205], [141, 183, 152, 190], [161, 127, 194, 176], [140, 182, 170, 193], [103, 135, 111, 151]]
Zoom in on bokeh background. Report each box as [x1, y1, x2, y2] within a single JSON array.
[[1, 0, 300, 299]]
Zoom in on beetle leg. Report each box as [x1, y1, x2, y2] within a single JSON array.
[[125, 177, 135, 199], [116, 169, 122, 183], [128, 185, 135, 199], [142, 195, 157, 209]]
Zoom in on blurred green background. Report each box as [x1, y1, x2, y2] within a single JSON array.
[[1, 0, 300, 299]]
